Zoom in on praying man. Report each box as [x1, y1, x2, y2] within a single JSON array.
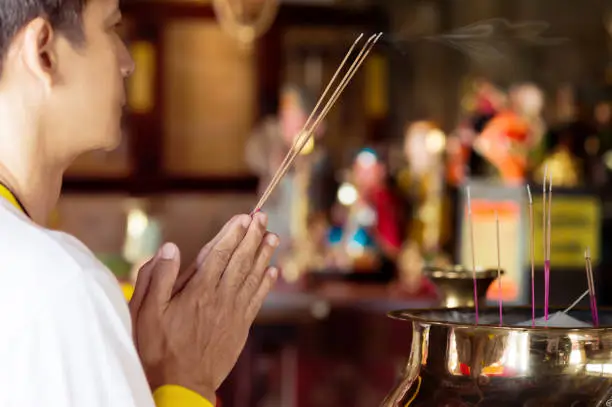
[[0, 0, 280, 406]]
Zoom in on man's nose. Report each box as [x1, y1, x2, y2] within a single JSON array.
[[120, 44, 136, 78], [121, 56, 136, 78]]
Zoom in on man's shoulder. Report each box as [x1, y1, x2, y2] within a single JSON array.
[[0, 202, 125, 315], [0, 203, 89, 281]]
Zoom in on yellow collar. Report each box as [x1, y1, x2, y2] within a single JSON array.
[[0, 184, 27, 215]]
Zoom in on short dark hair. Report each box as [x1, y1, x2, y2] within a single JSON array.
[[0, 0, 85, 73]]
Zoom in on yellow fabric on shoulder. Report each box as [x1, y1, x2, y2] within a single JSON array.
[[153, 385, 214, 407], [120, 282, 135, 301], [0, 184, 22, 213]]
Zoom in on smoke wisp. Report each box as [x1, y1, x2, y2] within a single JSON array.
[[385, 18, 569, 63]]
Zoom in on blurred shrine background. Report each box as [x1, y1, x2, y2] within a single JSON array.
[[54, 0, 612, 405]]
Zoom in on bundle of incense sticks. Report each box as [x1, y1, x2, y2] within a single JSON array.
[[543, 167, 552, 321], [526, 185, 535, 326], [495, 211, 503, 326], [466, 186, 479, 324], [252, 33, 382, 213], [585, 247, 599, 327]]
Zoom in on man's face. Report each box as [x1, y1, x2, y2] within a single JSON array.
[[48, 0, 134, 155]]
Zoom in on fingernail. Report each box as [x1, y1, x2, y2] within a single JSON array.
[[257, 212, 268, 227], [268, 267, 278, 279], [266, 234, 279, 247], [160, 243, 177, 260], [239, 215, 251, 228]]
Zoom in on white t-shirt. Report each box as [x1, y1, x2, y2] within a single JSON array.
[[0, 200, 155, 407]]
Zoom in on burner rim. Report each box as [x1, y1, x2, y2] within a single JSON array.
[[388, 306, 612, 332]]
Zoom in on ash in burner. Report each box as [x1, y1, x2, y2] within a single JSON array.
[[516, 312, 592, 328], [404, 309, 602, 328]]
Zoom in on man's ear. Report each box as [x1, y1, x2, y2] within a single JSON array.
[[20, 17, 56, 89]]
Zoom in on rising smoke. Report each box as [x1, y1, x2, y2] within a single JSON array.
[[385, 18, 569, 63]]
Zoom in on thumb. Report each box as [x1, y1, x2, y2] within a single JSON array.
[[129, 256, 157, 343], [146, 242, 181, 308]]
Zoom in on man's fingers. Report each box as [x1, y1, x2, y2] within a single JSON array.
[[219, 212, 267, 293], [246, 267, 278, 321], [188, 215, 251, 292], [172, 216, 238, 297], [128, 256, 157, 342], [146, 243, 181, 308], [238, 232, 279, 302]]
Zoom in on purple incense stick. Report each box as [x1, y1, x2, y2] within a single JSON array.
[[544, 260, 550, 321], [585, 248, 599, 327], [496, 211, 503, 326], [467, 186, 479, 324], [527, 185, 535, 327], [543, 169, 552, 321]]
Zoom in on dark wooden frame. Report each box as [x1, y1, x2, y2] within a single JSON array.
[[63, 2, 388, 195]]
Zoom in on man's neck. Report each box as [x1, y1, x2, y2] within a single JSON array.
[[0, 101, 65, 225], [0, 81, 77, 225], [0, 161, 63, 225]]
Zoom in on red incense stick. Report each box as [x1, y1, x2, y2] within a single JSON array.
[[467, 186, 479, 324]]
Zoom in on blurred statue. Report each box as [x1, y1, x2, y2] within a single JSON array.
[[473, 83, 545, 185], [327, 148, 402, 280], [511, 83, 547, 165], [447, 77, 507, 186], [396, 121, 451, 293], [399, 121, 446, 251]]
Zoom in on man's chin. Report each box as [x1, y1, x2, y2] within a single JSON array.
[[102, 131, 124, 152], [105, 110, 128, 151]]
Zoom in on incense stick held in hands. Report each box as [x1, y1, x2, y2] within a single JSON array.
[[585, 247, 599, 327], [466, 186, 479, 324], [527, 185, 535, 327], [495, 211, 503, 326], [252, 33, 382, 213]]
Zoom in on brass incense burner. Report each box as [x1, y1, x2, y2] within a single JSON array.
[[381, 307, 612, 407], [424, 265, 503, 308]]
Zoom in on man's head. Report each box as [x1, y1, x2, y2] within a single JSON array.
[[0, 0, 134, 163]]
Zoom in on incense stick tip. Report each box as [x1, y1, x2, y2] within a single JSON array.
[[526, 184, 533, 203], [548, 172, 553, 192]]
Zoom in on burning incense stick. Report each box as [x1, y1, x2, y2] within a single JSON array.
[[547, 173, 553, 260], [563, 289, 589, 314], [495, 211, 503, 326], [585, 247, 599, 327], [253, 33, 381, 212], [543, 167, 551, 321], [466, 186, 479, 324], [253, 33, 363, 212], [527, 185, 535, 326]]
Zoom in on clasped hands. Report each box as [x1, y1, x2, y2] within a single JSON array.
[[128, 212, 279, 403]]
